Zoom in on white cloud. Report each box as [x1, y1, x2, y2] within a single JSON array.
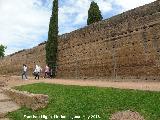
[[59, 0, 112, 26], [0, 0, 51, 55], [113, 0, 155, 11], [0, 0, 156, 55]]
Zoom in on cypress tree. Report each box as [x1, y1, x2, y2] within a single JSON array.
[[0, 44, 7, 58], [45, 0, 58, 78], [87, 1, 103, 25]]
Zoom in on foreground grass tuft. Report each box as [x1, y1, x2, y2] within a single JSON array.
[[8, 83, 160, 120]]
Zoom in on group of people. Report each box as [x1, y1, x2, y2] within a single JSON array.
[[22, 64, 52, 80]]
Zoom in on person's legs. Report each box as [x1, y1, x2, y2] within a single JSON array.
[[47, 72, 49, 78], [24, 72, 27, 79], [38, 72, 40, 79], [22, 72, 24, 79], [48, 71, 51, 78], [35, 73, 37, 79], [44, 72, 47, 78]]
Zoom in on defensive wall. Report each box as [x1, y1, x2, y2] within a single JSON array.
[[0, 0, 160, 80]]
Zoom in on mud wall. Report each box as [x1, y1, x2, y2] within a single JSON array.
[[0, 44, 46, 75], [0, 0, 160, 80], [56, 0, 160, 80]]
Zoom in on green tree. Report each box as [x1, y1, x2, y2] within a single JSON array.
[[45, 0, 58, 78], [0, 44, 7, 58], [87, 1, 103, 25]]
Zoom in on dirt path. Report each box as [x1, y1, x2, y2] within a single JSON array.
[[1, 76, 160, 91]]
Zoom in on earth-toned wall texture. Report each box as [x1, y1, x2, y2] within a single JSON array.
[[0, 0, 160, 80]]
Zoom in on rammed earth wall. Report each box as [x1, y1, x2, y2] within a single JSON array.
[[0, 0, 160, 80]]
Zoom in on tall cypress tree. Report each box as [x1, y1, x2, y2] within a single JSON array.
[[0, 44, 7, 58], [45, 0, 58, 78], [87, 1, 103, 25]]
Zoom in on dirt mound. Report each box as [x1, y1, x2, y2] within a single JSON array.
[[110, 110, 145, 120]]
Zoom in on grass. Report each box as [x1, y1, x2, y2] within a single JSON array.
[[8, 83, 160, 120]]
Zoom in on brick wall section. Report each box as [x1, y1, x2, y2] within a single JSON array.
[[2, 87, 49, 111], [0, 0, 160, 80]]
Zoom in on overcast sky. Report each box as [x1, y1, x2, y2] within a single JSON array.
[[0, 0, 155, 55]]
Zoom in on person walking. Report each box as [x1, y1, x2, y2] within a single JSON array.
[[22, 64, 28, 80], [34, 65, 42, 79], [44, 65, 50, 78]]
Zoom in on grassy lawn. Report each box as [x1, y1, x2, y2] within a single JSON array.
[[8, 83, 160, 120]]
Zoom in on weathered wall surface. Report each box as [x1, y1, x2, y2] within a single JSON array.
[[0, 0, 160, 80], [0, 44, 46, 75], [57, 0, 160, 80]]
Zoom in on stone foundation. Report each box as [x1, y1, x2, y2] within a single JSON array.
[[2, 87, 49, 111]]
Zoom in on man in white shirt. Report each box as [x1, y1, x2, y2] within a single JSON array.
[[34, 65, 42, 79]]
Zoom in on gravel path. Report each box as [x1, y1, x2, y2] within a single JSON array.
[[1, 76, 160, 91]]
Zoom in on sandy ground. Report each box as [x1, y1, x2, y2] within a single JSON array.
[[0, 76, 160, 91]]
